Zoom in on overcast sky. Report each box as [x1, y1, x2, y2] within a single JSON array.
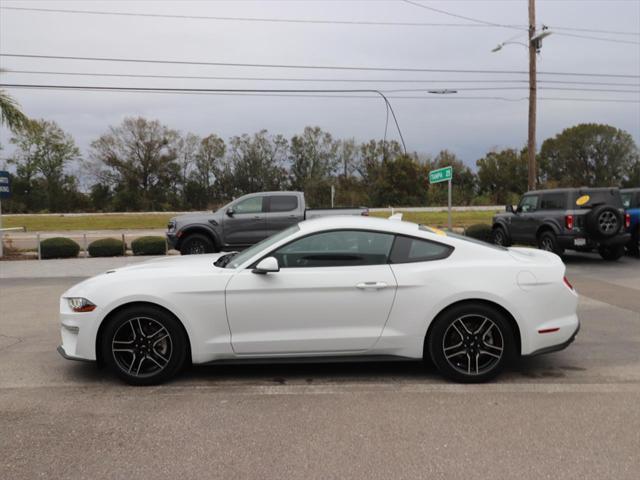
[[1, 0, 639, 171]]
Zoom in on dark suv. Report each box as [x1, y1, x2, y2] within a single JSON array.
[[492, 188, 631, 261]]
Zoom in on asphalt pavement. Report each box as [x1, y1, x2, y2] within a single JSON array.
[[0, 252, 639, 479]]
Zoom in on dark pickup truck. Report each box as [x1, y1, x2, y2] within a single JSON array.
[[167, 191, 369, 255], [492, 187, 631, 261]]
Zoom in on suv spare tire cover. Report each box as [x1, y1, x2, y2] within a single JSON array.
[[585, 204, 621, 238]]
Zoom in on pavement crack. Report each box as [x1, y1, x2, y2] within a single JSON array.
[[0, 333, 25, 351]]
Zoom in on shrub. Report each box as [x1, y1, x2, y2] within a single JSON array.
[[41, 237, 80, 259], [464, 224, 493, 243], [131, 236, 167, 256], [88, 238, 125, 257]]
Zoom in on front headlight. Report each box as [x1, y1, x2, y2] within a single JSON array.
[[67, 297, 96, 313]]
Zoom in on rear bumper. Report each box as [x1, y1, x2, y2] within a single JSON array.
[[525, 322, 580, 357], [557, 233, 631, 249]]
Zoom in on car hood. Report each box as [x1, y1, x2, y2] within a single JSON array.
[[63, 253, 231, 297], [173, 213, 219, 225]]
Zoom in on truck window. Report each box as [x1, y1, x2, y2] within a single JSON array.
[[519, 195, 539, 213], [269, 195, 298, 213], [540, 193, 565, 210], [234, 196, 264, 214], [621, 192, 632, 209]]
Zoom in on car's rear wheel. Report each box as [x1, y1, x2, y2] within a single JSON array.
[[101, 305, 188, 386], [492, 226, 510, 247], [598, 245, 625, 261], [537, 231, 564, 256], [180, 233, 215, 255], [428, 303, 515, 383]]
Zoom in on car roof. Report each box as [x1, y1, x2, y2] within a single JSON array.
[[298, 215, 424, 236], [524, 187, 621, 195], [621, 188, 640, 193]]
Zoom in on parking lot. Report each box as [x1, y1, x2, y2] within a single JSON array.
[[1, 253, 639, 479]]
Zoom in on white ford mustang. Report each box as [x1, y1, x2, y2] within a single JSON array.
[[59, 216, 580, 385]]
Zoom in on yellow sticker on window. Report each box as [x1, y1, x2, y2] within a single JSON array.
[[576, 195, 590, 206]]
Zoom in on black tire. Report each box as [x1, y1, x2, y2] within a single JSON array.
[[585, 205, 622, 239], [492, 226, 511, 247], [537, 230, 564, 256], [180, 233, 216, 255], [101, 305, 188, 386], [598, 245, 625, 261], [428, 303, 515, 383]]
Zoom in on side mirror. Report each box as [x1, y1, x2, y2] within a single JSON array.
[[505, 204, 514, 213], [226, 207, 235, 217], [252, 256, 279, 274]]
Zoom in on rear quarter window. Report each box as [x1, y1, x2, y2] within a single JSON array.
[[389, 235, 453, 263]]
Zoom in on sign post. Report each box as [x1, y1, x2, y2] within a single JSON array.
[[428, 166, 453, 230], [0, 171, 12, 258]]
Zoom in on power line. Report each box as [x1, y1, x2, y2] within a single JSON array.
[[400, 0, 525, 31], [552, 31, 640, 45], [0, 5, 526, 29], [2, 53, 639, 79], [1, 83, 637, 103], [4, 5, 637, 38], [4, 69, 640, 88]]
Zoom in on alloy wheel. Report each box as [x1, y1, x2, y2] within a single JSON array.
[[598, 211, 618, 234], [442, 314, 504, 376], [111, 317, 173, 378]]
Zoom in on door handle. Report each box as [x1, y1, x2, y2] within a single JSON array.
[[356, 282, 388, 290]]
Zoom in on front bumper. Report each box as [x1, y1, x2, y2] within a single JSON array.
[[57, 345, 94, 363], [166, 232, 180, 249]]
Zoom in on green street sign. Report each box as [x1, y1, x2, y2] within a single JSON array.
[[429, 166, 453, 184]]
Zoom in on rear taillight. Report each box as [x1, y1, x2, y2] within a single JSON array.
[[625, 213, 631, 229], [563, 276, 574, 291], [565, 214, 574, 230]]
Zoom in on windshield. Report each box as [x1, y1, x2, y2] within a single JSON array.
[[225, 225, 300, 269]]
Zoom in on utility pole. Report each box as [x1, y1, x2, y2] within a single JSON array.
[[527, 0, 537, 191]]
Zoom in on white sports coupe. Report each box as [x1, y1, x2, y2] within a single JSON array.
[[59, 216, 580, 385]]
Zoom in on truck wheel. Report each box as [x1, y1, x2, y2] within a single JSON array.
[[598, 245, 625, 261], [492, 226, 511, 247], [180, 234, 215, 255], [537, 231, 564, 256]]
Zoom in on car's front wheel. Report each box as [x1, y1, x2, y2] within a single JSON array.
[[598, 245, 625, 261], [101, 305, 188, 386], [492, 226, 510, 247], [180, 233, 215, 255], [428, 303, 515, 383]]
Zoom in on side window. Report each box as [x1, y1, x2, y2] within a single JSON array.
[[269, 195, 298, 213], [272, 230, 394, 268], [621, 193, 631, 209], [389, 236, 453, 264], [519, 195, 539, 213], [234, 196, 264, 214], [540, 193, 565, 210]]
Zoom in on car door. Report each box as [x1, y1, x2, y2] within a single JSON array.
[[265, 194, 300, 237], [224, 229, 398, 354], [510, 194, 539, 243], [223, 195, 267, 246]]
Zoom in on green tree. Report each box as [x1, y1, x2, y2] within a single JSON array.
[[185, 133, 226, 209], [9, 119, 80, 211], [539, 123, 639, 187], [89, 117, 181, 210], [372, 154, 428, 207], [289, 126, 339, 206], [0, 89, 30, 134], [476, 148, 528, 204], [220, 130, 288, 200]]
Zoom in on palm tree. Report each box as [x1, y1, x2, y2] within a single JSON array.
[[0, 70, 30, 133]]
